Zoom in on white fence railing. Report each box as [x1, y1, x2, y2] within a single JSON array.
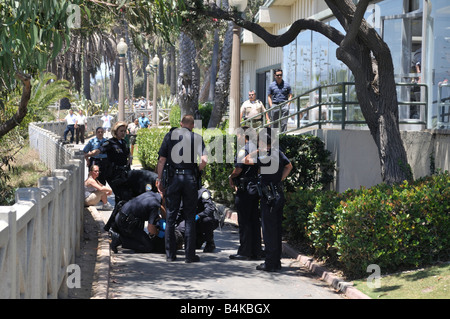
[[0, 120, 91, 299]]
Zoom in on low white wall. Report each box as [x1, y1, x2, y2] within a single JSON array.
[[0, 122, 85, 298]]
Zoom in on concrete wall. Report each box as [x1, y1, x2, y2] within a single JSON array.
[[309, 129, 450, 192], [0, 122, 85, 298]]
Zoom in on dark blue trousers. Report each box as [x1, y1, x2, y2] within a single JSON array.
[[165, 174, 198, 260], [235, 189, 262, 258], [260, 191, 285, 269]]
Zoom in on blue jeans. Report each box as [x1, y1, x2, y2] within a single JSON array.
[[63, 124, 74, 142]]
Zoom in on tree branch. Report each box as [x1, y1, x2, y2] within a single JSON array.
[[198, 3, 345, 48], [0, 72, 31, 139], [340, 0, 370, 48]]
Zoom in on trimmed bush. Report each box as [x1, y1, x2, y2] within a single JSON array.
[[284, 171, 450, 279], [279, 134, 335, 192], [335, 172, 450, 278], [136, 127, 170, 170]]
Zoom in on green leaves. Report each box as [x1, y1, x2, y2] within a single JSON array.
[[0, 0, 74, 95], [283, 171, 450, 279]]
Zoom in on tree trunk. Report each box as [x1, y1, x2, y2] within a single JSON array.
[[169, 44, 177, 97], [177, 32, 200, 117], [83, 64, 91, 100], [198, 70, 211, 104], [208, 28, 220, 102], [0, 72, 31, 139], [207, 20, 233, 128]]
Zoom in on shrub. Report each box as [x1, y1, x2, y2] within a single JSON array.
[[198, 102, 213, 128], [136, 127, 170, 170], [283, 188, 318, 242], [306, 190, 345, 259], [335, 172, 450, 278], [279, 134, 335, 192], [283, 171, 450, 279], [169, 105, 181, 127]]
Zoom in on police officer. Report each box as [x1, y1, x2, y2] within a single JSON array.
[[156, 115, 207, 263], [176, 187, 219, 253], [84, 121, 133, 204], [110, 190, 165, 253], [83, 127, 108, 185], [228, 126, 262, 260], [245, 128, 292, 271]]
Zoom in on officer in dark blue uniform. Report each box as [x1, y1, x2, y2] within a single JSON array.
[[176, 187, 219, 253], [156, 115, 207, 263], [228, 126, 262, 260], [245, 128, 292, 271], [110, 190, 165, 253], [85, 121, 133, 203]]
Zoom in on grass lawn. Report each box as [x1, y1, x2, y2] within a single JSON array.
[[352, 262, 450, 299]]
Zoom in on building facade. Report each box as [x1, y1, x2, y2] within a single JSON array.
[[241, 0, 450, 130]]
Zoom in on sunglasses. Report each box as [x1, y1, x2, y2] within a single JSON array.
[[275, 74, 282, 77]]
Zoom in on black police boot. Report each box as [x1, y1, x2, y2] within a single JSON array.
[[203, 241, 216, 253], [185, 255, 200, 263], [109, 230, 121, 253]]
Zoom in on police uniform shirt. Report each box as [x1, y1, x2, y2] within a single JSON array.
[[267, 80, 292, 104], [83, 137, 108, 159], [258, 148, 290, 184], [235, 141, 259, 178], [99, 137, 129, 166], [240, 100, 266, 120], [121, 191, 161, 225], [158, 127, 206, 170]]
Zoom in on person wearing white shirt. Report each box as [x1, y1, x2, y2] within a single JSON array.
[[101, 111, 113, 138], [75, 109, 87, 144], [63, 109, 77, 143]]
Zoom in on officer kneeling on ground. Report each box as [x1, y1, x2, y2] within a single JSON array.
[[176, 187, 220, 253], [110, 188, 166, 254]]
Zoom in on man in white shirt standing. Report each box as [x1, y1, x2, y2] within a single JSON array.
[[75, 109, 87, 144], [101, 111, 113, 138], [63, 109, 77, 143], [240, 90, 271, 128]]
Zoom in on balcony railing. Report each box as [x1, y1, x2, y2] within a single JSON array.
[[241, 82, 429, 133]]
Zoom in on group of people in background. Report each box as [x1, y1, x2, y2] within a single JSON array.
[[63, 109, 87, 144], [240, 69, 292, 132]]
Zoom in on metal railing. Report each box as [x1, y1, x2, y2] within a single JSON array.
[[241, 82, 428, 133]]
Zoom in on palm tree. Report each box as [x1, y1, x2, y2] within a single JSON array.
[[177, 32, 200, 117]]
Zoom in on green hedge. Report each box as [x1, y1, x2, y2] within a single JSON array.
[[280, 134, 335, 192], [283, 171, 450, 279], [137, 129, 335, 208], [136, 127, 170, 170]]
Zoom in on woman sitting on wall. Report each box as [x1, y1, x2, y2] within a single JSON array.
[[84, 165, 113, 210]]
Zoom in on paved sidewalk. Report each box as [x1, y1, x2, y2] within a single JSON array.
[[106, 223, 343, 299], [89, 206, 369, 300]]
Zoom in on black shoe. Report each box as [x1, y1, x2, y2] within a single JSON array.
[[229, 254, 251, 261], [203, 242, 216, 253], [256, 263, 279, 272], [109, 230, 121, 253], [185, 255, 200, 263], [166, 256, 177, 262]]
